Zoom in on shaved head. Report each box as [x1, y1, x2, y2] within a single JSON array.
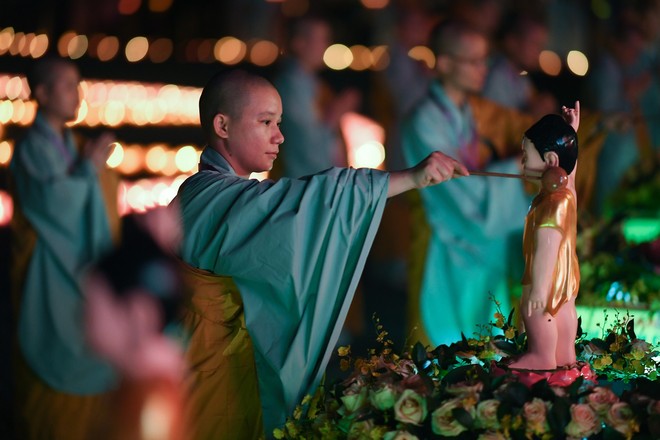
[[27, 56, 78, 98], [430, 20, 484, 56], [199, 69, 274, 141]]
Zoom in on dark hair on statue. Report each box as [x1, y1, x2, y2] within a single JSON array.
[[524, 114, 578, 174]]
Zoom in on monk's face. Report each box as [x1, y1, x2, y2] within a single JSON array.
[[440, 32, 489, 94], [37, 63, 81, 123], [225, 83, 284, 176]]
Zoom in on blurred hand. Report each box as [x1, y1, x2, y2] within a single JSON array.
[[83, 131, 115, 169], [413, 151, 469, 188], [388, 151, 468, 198]]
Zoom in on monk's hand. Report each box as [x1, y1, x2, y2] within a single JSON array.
[[412, 151, 468, 189], [84, 131, 115, 169], [561, 100, 580, 133]]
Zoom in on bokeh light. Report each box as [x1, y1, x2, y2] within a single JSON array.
[[67, 34, 88, 59], [324, 44, 353, 70], [361, 0, 389, 9], [539, 50, 562, 76], [118, 0, 141, 15], [106, 142, 124, 168], [57, 31, 76, 57], [566, 50, 589, 76], [0, 28, 14, 55], [149, 0, 173, 13], [408, 45, 435, 69], [148, 38, 173, 63], [249, 40, 279, 66], [97, 36, 120, 61], [0, 141, 13, 165], [214, 36, 247, 65], [126, 36, 149, 62], [175, 145, 199, 173], [349, 45, 372, 71]]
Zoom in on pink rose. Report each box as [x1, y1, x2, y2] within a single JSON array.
[[565, 403, 601, 438], [394, 389, 428, 425], [606, 402, 640, 437], [431, 398, 473, 437], [475, 399, 500, 430], [383, 431, 419, 440], [587, 387, 619, 415], [523, 398, 548, 435]]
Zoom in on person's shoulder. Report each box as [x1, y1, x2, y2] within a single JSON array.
[[11, 125, 49, 166]]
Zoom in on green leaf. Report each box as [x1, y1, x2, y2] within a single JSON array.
[[576, 316, 584, 339], [626, 318, 637, 340], [601, 425, 627, 440], [500, 382, 530, 406], [451, 407, 474, 429], [492, 339, 518, 355], [547, 398, 570, 437], [507, 307, 515, 327], [412, 341, 427, 366]]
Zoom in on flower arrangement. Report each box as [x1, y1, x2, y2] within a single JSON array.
[[274, 305, 660, 439]]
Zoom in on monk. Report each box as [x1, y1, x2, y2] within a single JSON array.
[[170, 68, 468, 439]]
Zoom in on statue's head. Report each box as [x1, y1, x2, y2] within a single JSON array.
[[524, 114, 578, 174]]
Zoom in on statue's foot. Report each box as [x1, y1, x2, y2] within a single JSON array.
[[508, 354, 557, 371]]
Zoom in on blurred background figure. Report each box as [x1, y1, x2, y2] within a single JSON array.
[[85, 210, 187, 440], [483, 8, 559, 117], [376, 0, 443, 170], [402, 20, 533, 347], [272, 13, 361, 178], [358, 0, 443, 353], [9, 56, 120, 440], [584, 11, 658, 213]]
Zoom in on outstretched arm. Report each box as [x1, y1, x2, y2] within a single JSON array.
[[387, 151, 469, 198], [561, 100, 580, 133]]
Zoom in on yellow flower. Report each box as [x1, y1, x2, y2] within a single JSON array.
[[504, 328, 516, 339], [273, 428, 285, 439], [340, 358, 351, 371], [630, 348, 645, 361], [338, 345, 351, 357]]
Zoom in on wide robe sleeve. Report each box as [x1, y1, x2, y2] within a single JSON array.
[[176, 165, 389, 432], [10, 124, 116, 394]]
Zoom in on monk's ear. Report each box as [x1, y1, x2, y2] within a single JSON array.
[[213, 113, 230, 139], [33, 83, 49, 106], [436, 54, 451, 74], [544, 151, 560, 167]]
